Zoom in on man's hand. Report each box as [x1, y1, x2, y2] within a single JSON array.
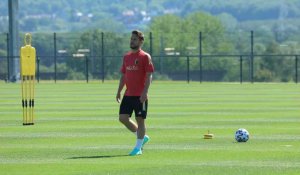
[[116, 74, 125, 103], [116, 93, 121, 103], [139, 72, 152, 103], [139, 92, 148, 103]]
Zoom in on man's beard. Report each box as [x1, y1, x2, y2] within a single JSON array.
[[130, 45, 139, 50]]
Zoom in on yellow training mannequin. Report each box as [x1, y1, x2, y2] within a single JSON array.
[[20, 33, 36, 125], [20, 33, 36, 76]]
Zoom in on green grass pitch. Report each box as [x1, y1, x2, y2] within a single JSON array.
[[0, 81, 299, 175]]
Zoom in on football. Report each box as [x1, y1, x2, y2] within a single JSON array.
[[235, 128, 249, 142]]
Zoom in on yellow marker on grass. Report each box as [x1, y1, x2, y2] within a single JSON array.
[[204, 130, 214, 139]]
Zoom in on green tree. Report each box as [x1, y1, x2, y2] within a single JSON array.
[[66, 29, 128, 79], [148, 12, 236, 80], [256, 41, 294, 82]]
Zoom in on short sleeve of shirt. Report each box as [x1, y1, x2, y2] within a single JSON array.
[[145, 55, 154, 73]]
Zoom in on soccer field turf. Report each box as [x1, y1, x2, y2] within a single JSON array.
[[0, 81, 299, 175]]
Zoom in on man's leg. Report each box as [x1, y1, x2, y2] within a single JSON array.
[[128, 99, 150, 156], [128, 117, 145, 156], [119, 114, 137, 132], [136, 117, 145, 140]]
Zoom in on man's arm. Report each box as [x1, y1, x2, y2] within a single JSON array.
[[140, 72, 153, 103], [116, 74, 125, 103]]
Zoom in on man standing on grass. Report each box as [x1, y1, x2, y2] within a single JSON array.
[[116, 30, 154, 156]]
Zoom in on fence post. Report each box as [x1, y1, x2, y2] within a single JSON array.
[[159, 35, 164, 74], [101, 32, 104, 83], [187, 56, 190, 83], [296, 55, 298, 84], [6, 33, 9, 82], [53, 32, 57, 83], [37, 57, 40, 83], [149, 32, 153, 57], [85, 56, 89, 83], [240, 56, 243, 84], [250, 30, 254, 83], [199, 32, 202, 83]]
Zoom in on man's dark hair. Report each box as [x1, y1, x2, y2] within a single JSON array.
[[132, 30, 144, 41]]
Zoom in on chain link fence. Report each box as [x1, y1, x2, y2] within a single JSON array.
[[0, 31, 299, 83]]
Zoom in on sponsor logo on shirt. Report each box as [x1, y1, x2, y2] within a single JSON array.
[[135, 59, 139, 65], [126, 65, 139, 71]]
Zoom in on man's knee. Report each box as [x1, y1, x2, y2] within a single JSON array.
[[135, 117, 145, 125], [119, 115, 130, 124]]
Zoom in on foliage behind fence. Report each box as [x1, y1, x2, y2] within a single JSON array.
[[0, 31, 299, 83]]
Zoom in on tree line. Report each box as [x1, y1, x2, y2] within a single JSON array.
[[1, 0, 300, 33]]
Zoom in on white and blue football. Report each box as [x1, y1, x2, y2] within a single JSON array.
[[235, 128, 249, 142]]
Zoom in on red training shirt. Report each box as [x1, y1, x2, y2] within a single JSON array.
[[121, 49, 154, 96]]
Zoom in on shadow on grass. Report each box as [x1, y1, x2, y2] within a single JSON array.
[[67, 155, 129, 159]]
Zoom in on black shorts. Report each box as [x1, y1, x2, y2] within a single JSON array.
[[119, 96, 148, 119]]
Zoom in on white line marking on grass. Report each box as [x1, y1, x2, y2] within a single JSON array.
[[281, 145, 293, 147]]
